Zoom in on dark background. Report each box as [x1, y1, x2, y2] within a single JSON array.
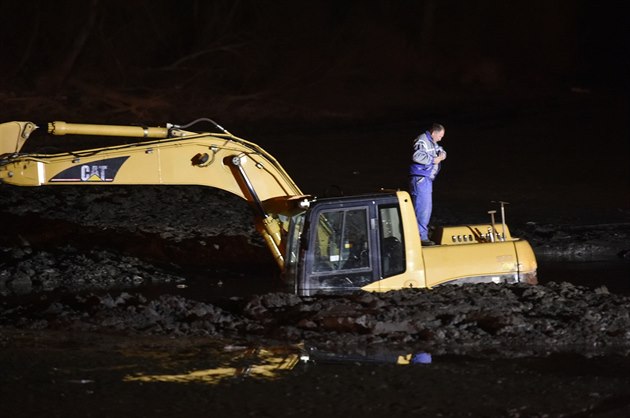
[[1, 0, 628, 224], [1, 0, 627, 124]]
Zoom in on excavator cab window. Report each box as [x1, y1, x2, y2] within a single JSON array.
[[303, 206, 373, 294], [313, 208, 370, 272], [379, 205, 405, 277]]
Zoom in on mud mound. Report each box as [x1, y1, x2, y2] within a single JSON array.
[[2, 281, 629, 358]]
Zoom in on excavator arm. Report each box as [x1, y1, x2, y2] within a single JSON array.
[[0, 120, 309, 269]]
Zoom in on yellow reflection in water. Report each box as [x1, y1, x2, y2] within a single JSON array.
[[124, 348, 301, 385]]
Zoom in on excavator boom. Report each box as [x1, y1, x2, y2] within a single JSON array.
[[1, 121, 301, 197], [0, 120, 307, 269]]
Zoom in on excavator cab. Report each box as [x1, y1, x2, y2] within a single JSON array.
[[283, 190, 538, 296], [284, 193, 408, 296]]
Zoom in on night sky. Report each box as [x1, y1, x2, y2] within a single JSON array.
[[1, 1, 627, 126]]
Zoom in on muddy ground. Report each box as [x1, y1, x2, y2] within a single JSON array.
[[1, 90, 629, 417]]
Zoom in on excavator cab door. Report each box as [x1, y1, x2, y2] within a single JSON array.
[[296, 194, 405, 296]]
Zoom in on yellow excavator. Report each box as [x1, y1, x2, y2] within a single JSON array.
[[0, 119, 537, 296]]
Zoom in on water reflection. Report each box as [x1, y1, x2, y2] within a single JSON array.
[[308, 346, 432, 365], [123, 343, 432, 385], [124, 344, 303, 384]]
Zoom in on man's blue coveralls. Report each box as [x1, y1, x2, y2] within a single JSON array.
[[409, 131, 445, 242]]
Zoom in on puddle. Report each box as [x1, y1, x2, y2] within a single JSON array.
[[2, 329, 630, 418], [117, 339, 435, 386], [0, 329, 434, 388]]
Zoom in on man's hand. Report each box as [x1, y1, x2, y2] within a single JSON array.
[[434, 152, 447, 163]]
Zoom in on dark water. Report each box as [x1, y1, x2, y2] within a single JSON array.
[[2, 328, 630, 417], [538, 259, 630, 294]]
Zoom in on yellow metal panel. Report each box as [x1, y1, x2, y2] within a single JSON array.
[[514, 239, 538, 276], [2, 133, 302, 202], [362, 191, 426, 292], [434, 224, 512, 245], [362, 273, 422, 292], [0, 121, 37, 155], [422, 241, 518, 287], [397, 190, 426, 288]]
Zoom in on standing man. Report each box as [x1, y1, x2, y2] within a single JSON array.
[[409, 123, 447, 245]]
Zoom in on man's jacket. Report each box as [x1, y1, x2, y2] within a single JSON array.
[[409, 131, 445, 179]]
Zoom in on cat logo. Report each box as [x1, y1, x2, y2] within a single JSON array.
[[50, 156, 129, 182]]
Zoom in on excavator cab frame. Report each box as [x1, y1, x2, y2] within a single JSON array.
[[285, 193, 408, 296]]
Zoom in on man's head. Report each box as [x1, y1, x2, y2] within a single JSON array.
[[430, 123, 445, 142]]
